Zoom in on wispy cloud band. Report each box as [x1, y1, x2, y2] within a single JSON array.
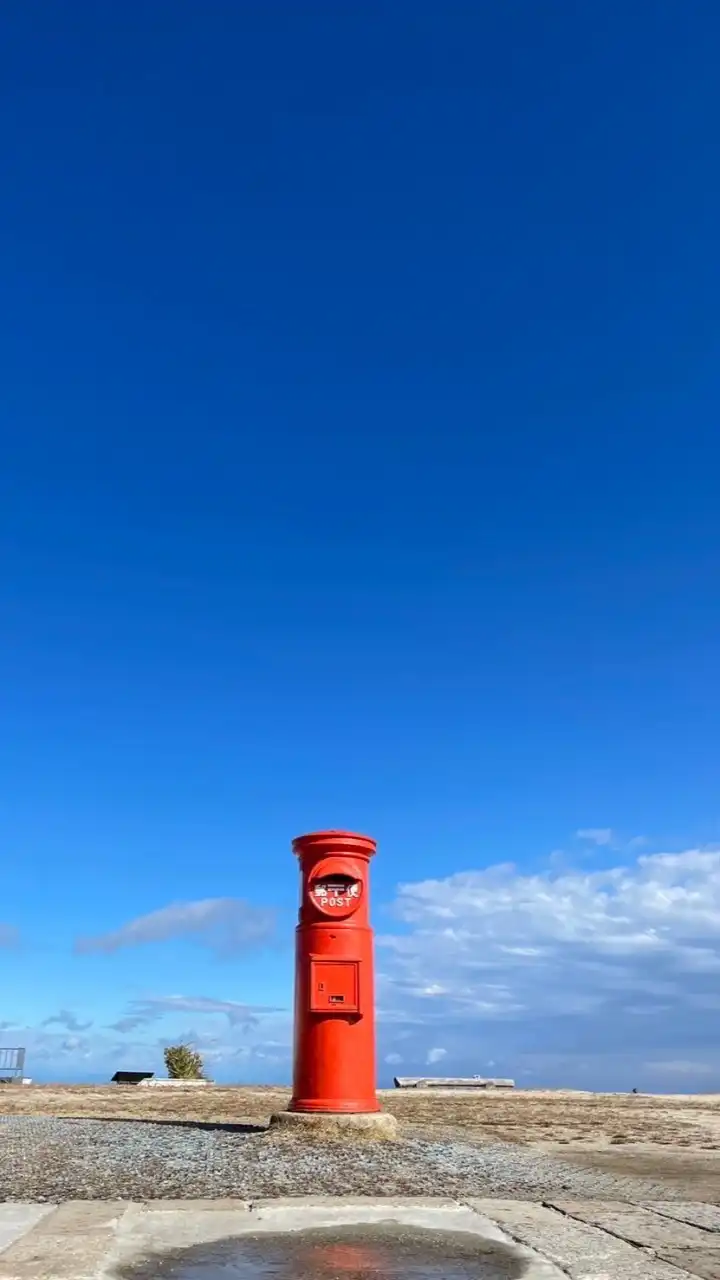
[[74, 898, 275, 957]]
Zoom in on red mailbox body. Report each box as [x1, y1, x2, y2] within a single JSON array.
[[289, 829, 380, 1114]]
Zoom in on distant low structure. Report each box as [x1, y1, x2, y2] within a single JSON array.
[[0, 1047, 26, 1083], [111, 1071, 154, 1085], [138, 1077, 211, 1087], [393, 1076, 515, 1089]]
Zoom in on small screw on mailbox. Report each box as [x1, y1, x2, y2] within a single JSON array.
[[289, 829, 380, 1114]]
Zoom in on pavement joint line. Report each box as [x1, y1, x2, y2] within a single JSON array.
[[542, 1200, 674, 1260], [463, 1200, 704, 1278], [643, 1204, 720, 1235], [540, 1200, 660, 1260], [545, 1200, 719, 1256]]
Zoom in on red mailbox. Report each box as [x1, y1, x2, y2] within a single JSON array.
[[289, 829, 380, 1114]]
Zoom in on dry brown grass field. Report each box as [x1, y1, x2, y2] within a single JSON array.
[[3, 1083, 720, 1195]]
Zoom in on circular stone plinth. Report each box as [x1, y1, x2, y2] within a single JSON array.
[[269, 1110, 398, 1139]]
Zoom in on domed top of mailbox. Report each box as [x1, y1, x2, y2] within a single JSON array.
[[292, 830, 377, 859]]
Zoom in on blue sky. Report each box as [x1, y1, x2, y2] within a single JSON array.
[[2, 0, 720, 1091]]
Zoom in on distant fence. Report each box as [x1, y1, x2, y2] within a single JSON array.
[[0, 1047, 26, 1081]]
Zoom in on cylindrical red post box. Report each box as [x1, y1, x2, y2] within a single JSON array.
[[289, 829, 380, 1114]]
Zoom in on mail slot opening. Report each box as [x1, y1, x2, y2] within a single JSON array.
[[310, 873, 362, 910], [316, 873, 355, 891], [329, 994, 345, 1004]]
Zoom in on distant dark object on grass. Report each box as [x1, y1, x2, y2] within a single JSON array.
[[111, 1071, 154, 1085]]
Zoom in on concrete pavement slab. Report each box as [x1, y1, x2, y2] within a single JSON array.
[[246, 1197, 488, 1230], [0, 1198, 566, 1280], [109, 1198, 564, 1279], [26, 1203, 130, 1236], [466, 1199, 698, 1279], [249, 1194, 461, 1208], [0, 1209, 55, 1257], [548, 1200, 715, 1249], [110, 1202, 253, 1255], [6, 1197, 720, 1279], [0, 1203, 129, 1280], [647, 1203, 720, 1232], [655, 1251, 720, 1280]]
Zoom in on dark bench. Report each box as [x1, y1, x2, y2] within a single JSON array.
[[111, 1071, 154, 1084]]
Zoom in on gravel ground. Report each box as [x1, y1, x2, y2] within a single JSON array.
[[0, 1116, 702, 1204]]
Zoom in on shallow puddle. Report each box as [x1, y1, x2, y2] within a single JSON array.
[[124, 1224, 527, 1280]]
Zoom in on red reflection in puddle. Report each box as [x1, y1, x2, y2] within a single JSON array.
[[306, 1242, 385, 1272]]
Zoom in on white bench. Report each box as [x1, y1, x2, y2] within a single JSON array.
[[393, 1075, 515, 1089]]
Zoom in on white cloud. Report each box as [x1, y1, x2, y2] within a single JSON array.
[[377, 848, 720, 1090], [21, 844, 720, 1093], [59, 1036, 88, 1054], [113, 995, 283, 1029], [16, 1029, 97, 1067], [426, 1047, 447, 1065], [42, 1010, 93, 1032], [154, 1027, 288, 1070], [576, 828, 614, 846], [75, 899, 275, 957], [19, 992, 291, 1083], [107, 1015, 154, 1034]]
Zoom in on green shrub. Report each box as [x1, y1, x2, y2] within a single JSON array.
[[163, 1043, 205, 1080]]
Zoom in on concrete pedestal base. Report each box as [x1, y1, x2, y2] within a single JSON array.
[[269, 1110, 398, 1139]]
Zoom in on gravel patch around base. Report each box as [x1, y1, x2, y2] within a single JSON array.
[[0, 1116, 705, 1204]]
